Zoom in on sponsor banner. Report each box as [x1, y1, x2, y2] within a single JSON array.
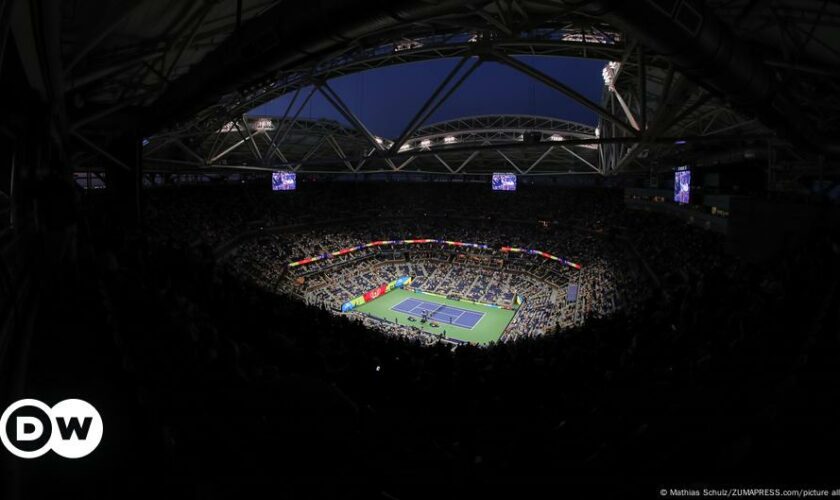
[[341, 276, 413, 312], [342, 295, 366, 312], [289, 241, 581, 270], [394, 276, 412, 289], [499, 246, 581, 269], [288, 240, 500, 268], [363, 284, 388, 302]]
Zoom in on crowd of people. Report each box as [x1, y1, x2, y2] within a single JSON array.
[[144, 181, 630, 250], [218, 211, 647, 343]]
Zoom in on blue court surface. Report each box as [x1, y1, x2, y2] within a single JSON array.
[[391, 297, 485, 329]]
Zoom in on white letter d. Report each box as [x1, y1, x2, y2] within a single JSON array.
[[16, 417, 43, 441]]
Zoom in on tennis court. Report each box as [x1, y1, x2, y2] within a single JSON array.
[[352, 288, 516, 344], [391, 297, 484, 329]]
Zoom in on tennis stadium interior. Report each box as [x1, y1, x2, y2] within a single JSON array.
[[0, 1, 839, 498]]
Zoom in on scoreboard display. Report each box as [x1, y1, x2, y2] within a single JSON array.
[[674, 169, 690, 204], [272, 171, 297, 191], [492, 173, 517, 191]]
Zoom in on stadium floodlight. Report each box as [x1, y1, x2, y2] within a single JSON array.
[[601, 61, 620, 89], [375, 137, 384, 144], [399, 143, 411, 152], [395, 39, 423, 52], [420, 139, 432, 148], [549, 134, 564, 142], [444, 136, 457, 144], [595, 126, 600, 138], [602, 61, 640, 131], [253, 118, 273, 131]]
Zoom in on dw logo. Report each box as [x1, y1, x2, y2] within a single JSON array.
[[0, 399, 103, 459]]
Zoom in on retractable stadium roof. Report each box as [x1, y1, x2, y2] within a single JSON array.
[[3, 0, 839, 178]]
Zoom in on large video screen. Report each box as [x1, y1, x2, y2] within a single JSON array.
[[674, 169, 690, 204], [272, 171, 296, 191], [492, 173, 517, 191]]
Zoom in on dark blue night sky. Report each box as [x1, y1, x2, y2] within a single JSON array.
[[249, 56, 606, 138]]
